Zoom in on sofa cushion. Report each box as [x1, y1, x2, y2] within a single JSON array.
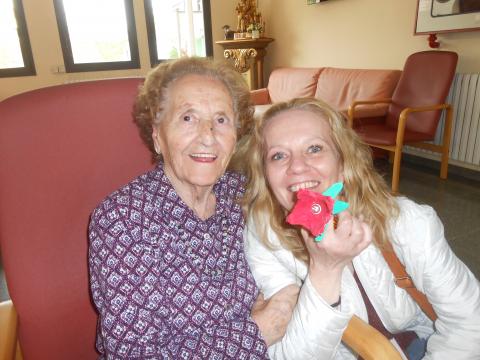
[[250, 88, 270, 105], [314, 68, 401, 115], [268, 67, 322, 103], [253, 104, 273, 119], [253, 104, 273, 121]]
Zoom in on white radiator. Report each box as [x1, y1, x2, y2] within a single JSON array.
[[405, 73, 480, 171]]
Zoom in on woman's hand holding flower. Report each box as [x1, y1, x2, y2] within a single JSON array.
[[303, 211, 372, 304], [286, 186, 371, 304], [305, 211, 372, 271]]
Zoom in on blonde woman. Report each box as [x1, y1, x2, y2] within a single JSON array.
[[241, 97, 480, 359]]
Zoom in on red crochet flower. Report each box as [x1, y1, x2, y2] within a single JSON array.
[[286, 189, 335, 236]]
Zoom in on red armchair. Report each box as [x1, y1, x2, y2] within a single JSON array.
[[0, 78, 153, 359], [0, 77, 402, 360], [348, 51, 458, 193]]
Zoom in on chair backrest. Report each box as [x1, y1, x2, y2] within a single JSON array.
[[386, 51, 458, 136], [0, 78, 153, 359], [315, 67, 401, 112]]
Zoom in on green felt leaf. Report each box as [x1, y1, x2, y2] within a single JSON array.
[[322, 182, 343, 198], [333, 200, 349, 215], [314, 224, 328, 242]]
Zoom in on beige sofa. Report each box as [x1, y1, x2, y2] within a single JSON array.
[[251, 67, 402, 119]]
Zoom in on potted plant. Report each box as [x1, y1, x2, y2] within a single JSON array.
[[247, 22, 263, 39]]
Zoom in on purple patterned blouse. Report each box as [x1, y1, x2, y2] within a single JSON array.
[[88, 163, 269, 359]]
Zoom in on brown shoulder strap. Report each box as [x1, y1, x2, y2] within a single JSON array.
[[381, 242, 438, 321]]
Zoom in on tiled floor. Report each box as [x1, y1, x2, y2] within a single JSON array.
[[380, 160, 480, 278], [0, 160, 479, 302]]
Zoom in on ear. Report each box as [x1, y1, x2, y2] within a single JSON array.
[[152, 125, 161, 154]]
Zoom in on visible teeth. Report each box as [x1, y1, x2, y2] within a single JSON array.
[[190, 153, 216, 158], [289, 181, 319, 192]]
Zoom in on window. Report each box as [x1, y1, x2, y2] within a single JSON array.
[[144, 0, 213, 66], [53, 0, 140, 73], [0, 0, 36, 78]]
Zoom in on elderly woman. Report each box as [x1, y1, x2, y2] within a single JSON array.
[[88, 57, 297, 359], [241, 97, 480, 359]]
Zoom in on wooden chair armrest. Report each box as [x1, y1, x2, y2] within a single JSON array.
[[250, 88, 270, 105], [400, 103, 450, 115], [395, 103, 451, 146], [0, 300, 18, 360], [342, 315, 403, 360], [347, 98, 392, 127]]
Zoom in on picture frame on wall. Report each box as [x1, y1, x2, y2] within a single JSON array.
[[415, 0, 480, 34]]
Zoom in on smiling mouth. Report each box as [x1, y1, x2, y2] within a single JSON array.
[[288, 181, 319, 192], [190, 153, 217, 162]]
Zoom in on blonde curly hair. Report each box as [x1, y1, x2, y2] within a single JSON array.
[[241, 97, 399, 263], [134, 57, 254, 162]]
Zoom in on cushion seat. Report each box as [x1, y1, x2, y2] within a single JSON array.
[[357, 124, 434, 146]]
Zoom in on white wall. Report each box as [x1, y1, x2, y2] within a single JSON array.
[[2, 0, 479, 101], [257, 0, 480, 77]]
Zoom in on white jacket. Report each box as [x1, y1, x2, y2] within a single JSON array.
[[245, 197, 480, 359]]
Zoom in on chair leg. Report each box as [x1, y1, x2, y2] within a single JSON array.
[[391, 149, 403, 194], [440, 106, 453, 180], [440, 150, 449, 179], [388, 151, 395, 163], [391, 109, 409, 194]]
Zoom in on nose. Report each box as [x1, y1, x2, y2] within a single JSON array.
[[287, 153, 308, 174], [199, 120, 215, 146]]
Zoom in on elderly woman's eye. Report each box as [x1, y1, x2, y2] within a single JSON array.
[[308, 145, 323, 153], [216, 116, 232, 126], [183, 115, 191, 122]]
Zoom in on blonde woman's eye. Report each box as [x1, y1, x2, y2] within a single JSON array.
[[217, 117, 226, 124], [271, 152, 284, 161], [308, 145, 323, 153]]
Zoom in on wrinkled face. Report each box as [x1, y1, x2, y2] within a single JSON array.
[[263, 109, 343, 211], [152, 74, 237, 191]]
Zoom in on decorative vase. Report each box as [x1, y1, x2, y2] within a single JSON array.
[[251, 30, 260, 39]]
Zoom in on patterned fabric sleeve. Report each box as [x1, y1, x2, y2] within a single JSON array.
[[89, 200, 269, 359]]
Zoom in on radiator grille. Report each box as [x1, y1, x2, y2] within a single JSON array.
[[406, 73, 480, 169]]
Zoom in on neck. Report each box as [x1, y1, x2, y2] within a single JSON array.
[[186, 189, 216, 220], [164, 168, 216, 220]]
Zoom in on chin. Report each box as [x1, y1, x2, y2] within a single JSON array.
[[189, 173, 221, 187]]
